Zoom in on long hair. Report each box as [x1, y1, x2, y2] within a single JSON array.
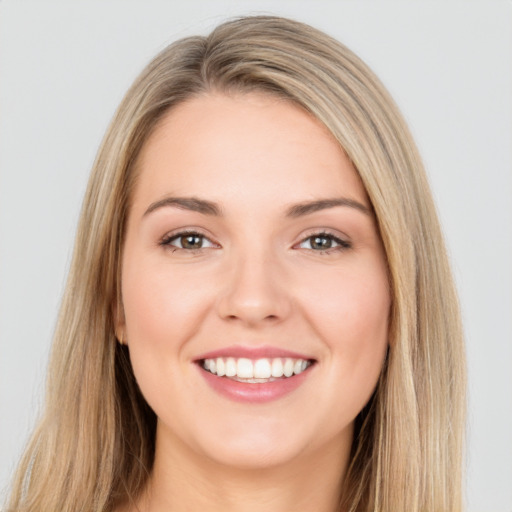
[[5, 16, 465, 512]]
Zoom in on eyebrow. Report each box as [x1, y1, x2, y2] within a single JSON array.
[[285, 198, 371, 217], [144, 196, 222, 217], [143, 195, 371, 218]]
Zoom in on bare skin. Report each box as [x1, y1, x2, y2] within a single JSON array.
[[117, 92, 390, 512], [129, 428, 350, 512]]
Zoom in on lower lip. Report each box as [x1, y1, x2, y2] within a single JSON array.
[[197, 364, 314, 403]]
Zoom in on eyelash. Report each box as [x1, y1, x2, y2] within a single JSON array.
[[160, 230, 217, 253], [295, 231, 351, 253], [160, 230, 351, 254]]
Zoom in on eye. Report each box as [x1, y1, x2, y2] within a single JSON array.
[[297, 232, 351, 252], [161, 231, 217, 251]]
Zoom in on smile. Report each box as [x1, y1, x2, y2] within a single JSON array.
[[202, 357, 312, 382], [196, 349, 316, 403]]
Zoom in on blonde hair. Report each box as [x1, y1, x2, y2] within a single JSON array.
[[5, 16, 465, 512]]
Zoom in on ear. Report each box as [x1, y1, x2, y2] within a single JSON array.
[[113, 296, 127, 346]]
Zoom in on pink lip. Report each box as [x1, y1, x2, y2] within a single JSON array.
[[195, 345, 314, 361], [197, 364, 314, 403], [194, 345, 316, 404]]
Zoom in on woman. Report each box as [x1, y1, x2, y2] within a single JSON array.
[[5, 15, 465, 512]]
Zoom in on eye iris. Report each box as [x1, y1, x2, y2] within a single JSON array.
[[181, 234, 203, 249], [311, 235, 332, 250]]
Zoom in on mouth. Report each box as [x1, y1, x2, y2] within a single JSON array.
[[200, 356, 315, 383], [194, 348, 317, 403]]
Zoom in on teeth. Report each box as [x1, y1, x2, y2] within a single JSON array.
[[225, 357, 237, 377], [293, 359, 303, 375], [271, 358, 284, 378], [237, 358, 253, 379], [216, 358, 226, 377], [202, 356, 311, 380], [254, 359, 271, 379], [283, 358, 294, 377]]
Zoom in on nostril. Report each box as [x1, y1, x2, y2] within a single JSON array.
[[215, 278, 292, 325], [224, 313, 280, 324]]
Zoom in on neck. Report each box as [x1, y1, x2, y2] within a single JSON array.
[[128, 426, 351, 512]]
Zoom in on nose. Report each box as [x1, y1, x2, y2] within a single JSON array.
[[216, 251, 292, 327]]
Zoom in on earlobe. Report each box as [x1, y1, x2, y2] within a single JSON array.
[[113, 299, 127, 346], [117, 331, 126, 346]]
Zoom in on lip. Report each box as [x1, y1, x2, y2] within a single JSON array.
[[194, 345, 316, 404], [196, 363, 314, 403], [195, 345, 314, 361]]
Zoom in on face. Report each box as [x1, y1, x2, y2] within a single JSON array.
[[119, 92, 390, 471]]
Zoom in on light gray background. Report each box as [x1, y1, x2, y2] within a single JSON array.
[[1, 1, 511, 510]]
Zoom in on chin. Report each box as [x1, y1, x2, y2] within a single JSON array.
[[184, 412, 348, 472], [199, 433, 307, 470]]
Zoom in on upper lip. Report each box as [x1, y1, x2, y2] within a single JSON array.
[[195, 345, 315, 361]]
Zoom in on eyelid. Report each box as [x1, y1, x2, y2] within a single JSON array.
[[293, 230, 351, 251], [160, 228, 220, 250]]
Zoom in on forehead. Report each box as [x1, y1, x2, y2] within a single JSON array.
[[132, 92, 368, 211]]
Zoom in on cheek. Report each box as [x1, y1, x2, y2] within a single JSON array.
[[300, 260, 390, 399], [302, 258, 390, 340], [120, 255, 228, 398], [121, 257, 214, 347], [120, 260, 211, 416]]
